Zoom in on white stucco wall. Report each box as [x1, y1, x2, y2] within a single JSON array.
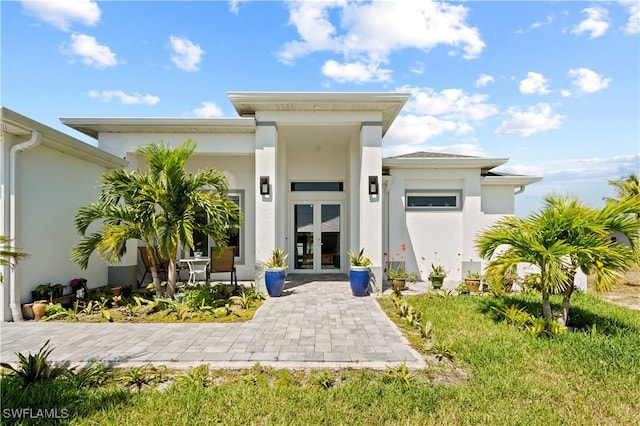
[[187, 154, 256, 280], [387, 167, 520, 284], [14, 145, 109, 307]]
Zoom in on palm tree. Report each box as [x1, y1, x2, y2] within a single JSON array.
[[135, 139, 241, 298], [71, 168, 165, 295], [476, 195, 639, 323], [608, 173, 640, 201], [72, 139, 241, 298], [0, 235, 30, 283]]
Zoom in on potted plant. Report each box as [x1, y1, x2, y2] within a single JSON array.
[[428, 264, 447, 289], [464, 271, 482, 293], [51, 283, 65, 299], [348, 248, 372, 297], [69, 278, 88, 299], [32, 283, 52, 302], [263, 248, 288, 297], [387, 267, 417, 296]]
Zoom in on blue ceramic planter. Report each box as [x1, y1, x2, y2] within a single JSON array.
[[349, 267, 370, 297], [265, 269, 286, 297]]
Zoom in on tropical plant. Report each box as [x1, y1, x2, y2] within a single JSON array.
[[0, 235, 29, 283], [71, 140, 241, 299], [264, 248, 288, 269], [348, 248, 372, 267], [476, 194, 640, 323], [0, 340, 64, 387], [429, 263, 447, 277], [465, 271, 482, 280]]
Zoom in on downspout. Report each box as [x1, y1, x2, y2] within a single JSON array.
[[514, 185, 525, 195], [8, 131, 42, 321]]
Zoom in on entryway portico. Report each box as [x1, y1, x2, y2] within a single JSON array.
[[235, 92, 410, 292]]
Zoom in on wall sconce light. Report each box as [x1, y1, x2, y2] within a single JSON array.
[[260, 176, 270, 195], [368, 176, 379, 195]]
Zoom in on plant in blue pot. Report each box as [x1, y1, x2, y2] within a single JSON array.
[[263, 248, 288, 297], [348, 248, 371, 297]]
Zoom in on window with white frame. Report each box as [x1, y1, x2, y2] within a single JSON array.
[[405, 190, 462, 211]]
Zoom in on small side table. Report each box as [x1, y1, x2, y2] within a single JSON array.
[[180, 257, 210, 285]]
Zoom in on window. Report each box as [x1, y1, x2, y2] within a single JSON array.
[[291, 182, 344, 192], [405, 190, 461, 210], [191, 191, 244, 263]]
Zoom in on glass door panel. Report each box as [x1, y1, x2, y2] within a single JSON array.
[[321, 204, 340, 270], [292, 202, 342, 272], [294, 204, 314, 270]]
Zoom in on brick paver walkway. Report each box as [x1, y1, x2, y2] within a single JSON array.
[[1, 275, 424, 369]]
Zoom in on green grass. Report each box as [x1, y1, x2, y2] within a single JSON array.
[[2, 293, 639, 425]]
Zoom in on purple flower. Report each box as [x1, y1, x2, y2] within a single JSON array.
[[69, 278, 87, 290]]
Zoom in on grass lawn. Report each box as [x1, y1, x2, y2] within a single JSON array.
[[2, 292, 639, 425]]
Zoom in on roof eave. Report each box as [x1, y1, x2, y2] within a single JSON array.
[[382, 157, 509, 169], [2, 108, 128, 169], [482, 175, 543, 186]]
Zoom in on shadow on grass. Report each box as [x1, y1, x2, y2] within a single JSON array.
[[478, 293, 640, 336]]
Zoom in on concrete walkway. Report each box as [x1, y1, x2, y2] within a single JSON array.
[[0, 275, 425, 370]]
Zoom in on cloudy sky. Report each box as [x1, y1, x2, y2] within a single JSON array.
[[2, 0, 638, 216]]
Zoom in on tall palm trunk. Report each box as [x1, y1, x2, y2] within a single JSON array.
[[166, 257, 178, 299], [146, 245, 163, 298]]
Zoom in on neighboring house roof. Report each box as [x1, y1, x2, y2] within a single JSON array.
[[385, 151, 480, 159], [2, 107, 128, 169]]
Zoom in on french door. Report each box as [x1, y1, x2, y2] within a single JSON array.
[[292, 202, 343, 272]]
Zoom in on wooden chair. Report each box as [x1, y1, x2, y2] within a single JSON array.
[[208, 246, 238, 287], [138, 246, 168, 286]]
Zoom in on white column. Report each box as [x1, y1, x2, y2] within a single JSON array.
[[359, 122, 383, 292], [255, 121, 278, 292]]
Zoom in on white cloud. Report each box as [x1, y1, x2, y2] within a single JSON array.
[[169, 35, 204, 72], [401, 86, 498, 122], [515, 13, 555, 34], [321, 58, 392, 84], [410, 62, 425, 75], [519, 72, 551, 95], [63, 33, 118, 68], [495, 103, 565, 137], [278, 1, 484, 84], [191, 101, 223, 117], [88, 90, 159, 105], [568, 68, 611, 94], [500, 154, 640, 182], [620, 0, 640, 34], [229, 0, 248, 15], [22, 0, 101, 31], [475, 74, 495, 87], [571, 7, 610, 39]]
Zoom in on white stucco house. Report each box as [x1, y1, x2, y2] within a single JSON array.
[[2, 91, 541, 321]]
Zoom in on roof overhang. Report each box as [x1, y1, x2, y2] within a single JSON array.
[[60, 117, 257, 140], [482, 175, 543, 186], [383, 157, 509, 170], [228, 91, 410, 135], [2, 107, 128, 169]]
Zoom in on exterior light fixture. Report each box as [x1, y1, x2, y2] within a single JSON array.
[[369, 176, 379, 195], [260, 176, 270, 195]]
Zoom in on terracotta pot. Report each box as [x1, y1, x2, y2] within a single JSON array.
[[465, 278, 481, 293], [391, 278, 406, 295], [32, 302, 47, 321], [111, 286, 122, 297]]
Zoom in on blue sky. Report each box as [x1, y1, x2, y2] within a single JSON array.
[[2, 0, 639, 216]]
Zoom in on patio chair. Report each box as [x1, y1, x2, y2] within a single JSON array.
[[207, 246, 238, 287], [138, 246, 168, 286]]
